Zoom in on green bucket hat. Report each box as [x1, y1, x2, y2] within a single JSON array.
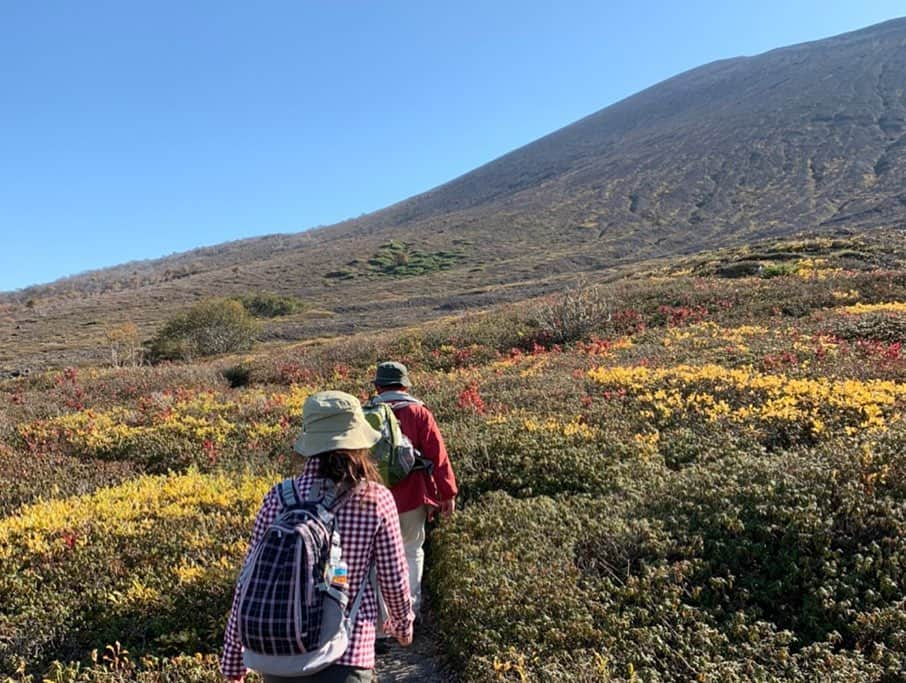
[[293, 390, 381, 457], [373, 361, 411, 388]]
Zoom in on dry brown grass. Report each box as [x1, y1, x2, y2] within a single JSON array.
[[1, 229, 902, 377]]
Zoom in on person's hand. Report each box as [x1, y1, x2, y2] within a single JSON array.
[[383, 620, 413, 647], [439, 497, 456, 518]]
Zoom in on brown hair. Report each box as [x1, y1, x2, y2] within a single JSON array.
[[316, 448, 381, 488]]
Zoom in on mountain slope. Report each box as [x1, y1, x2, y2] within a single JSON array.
[[3, 18, 906, 371], [337, 17, 906, 240]]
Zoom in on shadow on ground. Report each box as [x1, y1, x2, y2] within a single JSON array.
[[374, 610, 454, 683]]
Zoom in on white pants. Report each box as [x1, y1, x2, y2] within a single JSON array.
[[398, 505, 427, 616], [377, 505, 427, 634]]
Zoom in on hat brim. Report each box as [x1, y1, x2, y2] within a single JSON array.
[[373, 376, 411, 387], [293, 422, 381, 457]]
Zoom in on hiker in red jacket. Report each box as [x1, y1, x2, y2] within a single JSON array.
[[371, 361, 457, 620]]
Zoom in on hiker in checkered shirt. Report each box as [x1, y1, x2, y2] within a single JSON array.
[[221, 390, 414, 683]]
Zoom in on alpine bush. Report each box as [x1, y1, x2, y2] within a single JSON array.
[[0, 471, 273, 676], [236, 292, 303, 318], [532, 279, 612, 345], [429, 440, 906, 681], [2, 234, 905, 682], [148, 300, 258, 362]]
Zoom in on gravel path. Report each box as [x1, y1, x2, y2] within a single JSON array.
[[374, 611, 453, 683]]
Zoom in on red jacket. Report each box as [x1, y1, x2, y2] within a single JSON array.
[[380, 394, 458, 515]]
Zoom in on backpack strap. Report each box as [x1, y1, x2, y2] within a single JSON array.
[[347, 559, 374, 624], [321, 559, 372, 619], [307, 479, 357, 525], [278, 477, 303, 509]]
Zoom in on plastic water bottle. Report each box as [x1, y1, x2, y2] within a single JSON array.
[[330, 560, 349, 590]]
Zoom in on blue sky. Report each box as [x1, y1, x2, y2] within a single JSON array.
[[1, 1, 903, 292]]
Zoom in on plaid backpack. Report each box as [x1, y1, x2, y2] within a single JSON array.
[[237, 478, 368, 677], [362, 394, 433, 486]]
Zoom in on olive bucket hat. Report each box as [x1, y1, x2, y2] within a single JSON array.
[[293, 390, 382, 457], [373, 361, 411, 388]]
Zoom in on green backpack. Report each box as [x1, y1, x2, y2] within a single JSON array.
[[362, 397, 432, 486]]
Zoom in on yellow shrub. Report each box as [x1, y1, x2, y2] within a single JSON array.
[[588, 363, 906, 437]]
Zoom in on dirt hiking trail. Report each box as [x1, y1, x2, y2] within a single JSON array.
[[375, 611, 453, 682]]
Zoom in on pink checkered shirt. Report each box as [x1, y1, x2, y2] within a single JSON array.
[[221, 460, 414, 679]]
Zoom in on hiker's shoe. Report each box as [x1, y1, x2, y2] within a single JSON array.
[[375, 637, 393, 655]]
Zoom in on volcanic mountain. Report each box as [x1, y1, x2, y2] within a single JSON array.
[[3, 17, 906, 370]]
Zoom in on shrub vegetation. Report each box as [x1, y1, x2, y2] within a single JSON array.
[[0, 471, 272, 676], [325, 241, 464, 279], [236, 292, 304, 318], [0, 235, 904, 681], [147, 299, 258, 362]]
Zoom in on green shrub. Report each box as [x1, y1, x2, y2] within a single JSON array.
[[331, 241, 465, 279], [221, 364, 251, 388], [429, 441, 905, 681], [650, 448, 905, 654], [4, 652, 261, 682], [826, 311, 906, 344], [236, 292, 303, 318], [148, 300, 258, 362], [444, 416, 643, 501], [760, 263, 796, 278], [0, 447, 140, 517], [715, 260, 764, 278]]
